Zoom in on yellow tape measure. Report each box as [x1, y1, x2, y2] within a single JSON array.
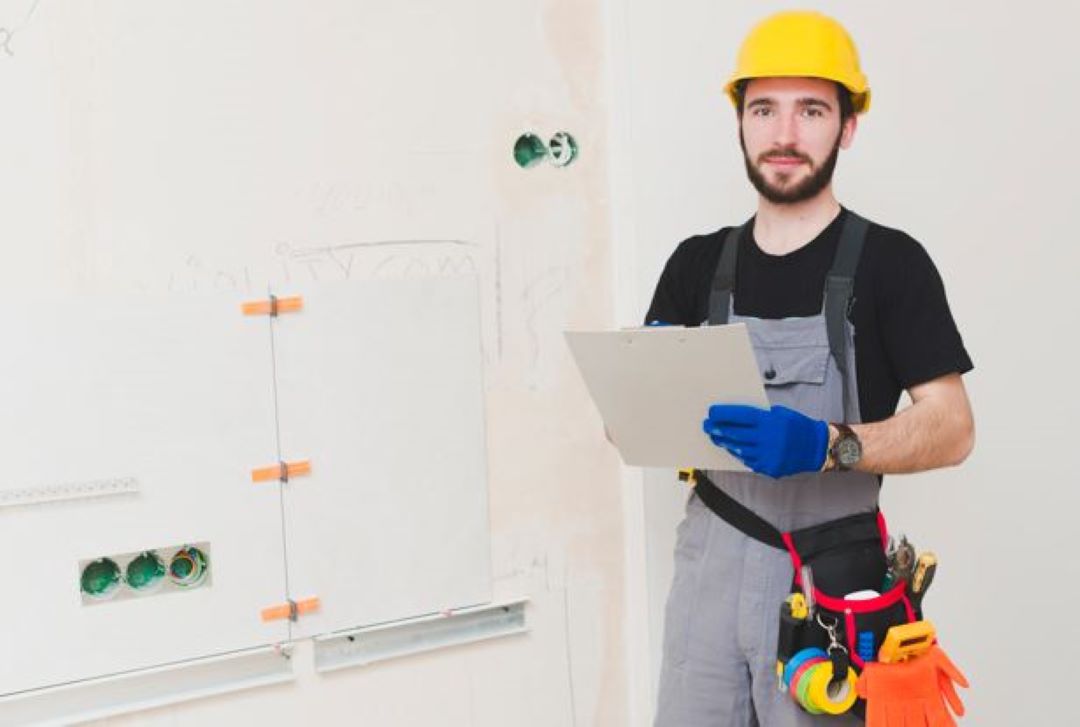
[[878, 620, 936, 664]]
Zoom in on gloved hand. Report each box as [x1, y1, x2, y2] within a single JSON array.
[[856, 645, 969, 727], [702, 404, 828, 478]]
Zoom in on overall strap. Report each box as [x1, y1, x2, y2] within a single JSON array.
[[693, 471, 785, 549], [706, 222, 752, 325], [824, 211, 870, 420], [694, 470, 887, 565]]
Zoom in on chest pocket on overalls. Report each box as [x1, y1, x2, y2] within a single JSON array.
[[754, 343, 833, 415]]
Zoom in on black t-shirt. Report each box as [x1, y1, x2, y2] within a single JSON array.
[[644, 208, 973, 423]]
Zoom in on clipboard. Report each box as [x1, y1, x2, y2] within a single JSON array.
[[565, 323, 768, 469]]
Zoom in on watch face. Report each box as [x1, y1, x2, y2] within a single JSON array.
[[837, 437, 862, 466]]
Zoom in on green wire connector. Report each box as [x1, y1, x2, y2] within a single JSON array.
[[168, 546, 208, 588]]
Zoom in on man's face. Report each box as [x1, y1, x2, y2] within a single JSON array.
[[738, 77, 857, 204]]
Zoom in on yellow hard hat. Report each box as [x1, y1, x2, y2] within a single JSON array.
[[725, 11, 870, 114]]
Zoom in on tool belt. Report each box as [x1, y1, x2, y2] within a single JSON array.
[[692, 471, 919, 717]]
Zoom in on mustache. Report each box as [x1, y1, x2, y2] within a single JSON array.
[[758, 148, 813, 165]]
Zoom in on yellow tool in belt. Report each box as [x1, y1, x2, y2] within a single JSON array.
[[912, 552, 937, 595], [787, 593, 808, 620], [878, 620, 936, 664], [775, 593, 809, 690]]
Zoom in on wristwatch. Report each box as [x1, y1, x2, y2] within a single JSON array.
[[825, 423, 862, 472]]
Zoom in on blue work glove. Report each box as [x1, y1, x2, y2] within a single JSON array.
[[702, 404, 829, 479]]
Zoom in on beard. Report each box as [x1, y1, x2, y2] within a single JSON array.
[[740, 128, 842, 204]]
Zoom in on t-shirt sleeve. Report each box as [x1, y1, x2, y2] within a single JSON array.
[[644, 232, 728, 325], [876, 233, 973, 389], [644, 238, 698, 325]]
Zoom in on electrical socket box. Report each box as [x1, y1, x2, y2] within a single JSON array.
[[80, 543, 212, 605]]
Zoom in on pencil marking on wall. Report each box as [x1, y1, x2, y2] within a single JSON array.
[[271, 243, 293, 284], [522, 266, 569, 369], [564, 587, 579, 727], [0, 0, 43, 58], [0, 28, 14, 56], [275, 239, 481, 284], [308, 181, 425, 218], [494, 222, 504, 359], [372, 254, 402, 277], [310, 238, 477, 252], [167, 256, 255, 293], [326, 248, 354, 278], [164, 238, 498, 363]]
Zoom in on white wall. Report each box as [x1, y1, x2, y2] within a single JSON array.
[[611, 1, 1080, 724], [0, 1, 629, 725]]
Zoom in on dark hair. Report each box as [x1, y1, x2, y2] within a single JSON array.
[[734, 79, 855, 121]]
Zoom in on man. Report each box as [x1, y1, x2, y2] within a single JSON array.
[[646, 11, 974, 726]]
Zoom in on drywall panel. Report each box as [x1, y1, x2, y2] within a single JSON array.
[[272, 276, 491, 639], [0, 0, 627, 722], [0, 293, 289, 696]]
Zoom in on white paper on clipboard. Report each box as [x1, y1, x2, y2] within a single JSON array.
[[564, 323, 769, 470]]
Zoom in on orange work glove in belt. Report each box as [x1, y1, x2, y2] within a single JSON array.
[[856, 645, 969, 726]]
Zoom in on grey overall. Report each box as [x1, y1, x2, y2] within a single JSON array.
[[655, 213, 881, 726]]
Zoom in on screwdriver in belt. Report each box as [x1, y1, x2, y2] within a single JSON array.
[[775, 593, 808, 691], [910, 552, 937, 612]]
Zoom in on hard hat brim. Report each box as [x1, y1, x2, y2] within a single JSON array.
[[724, 74, 871, 115]]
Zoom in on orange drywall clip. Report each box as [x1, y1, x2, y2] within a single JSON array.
[[242, 295, 303, 316], [261, 596, 321, 623], [251, 460, 312, 483]]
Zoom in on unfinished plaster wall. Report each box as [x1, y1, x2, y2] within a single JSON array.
[[0, 1, 626, 725]]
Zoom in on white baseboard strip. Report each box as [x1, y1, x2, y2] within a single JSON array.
[[313, 598, 529, 673], [0, 645, 295, 726]]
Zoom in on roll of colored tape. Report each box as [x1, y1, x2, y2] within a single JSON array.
[[782, 648, 828, 689], [807, 663, 859, 715], [788, 656, 827, 701], [796, 663, 826, 715]]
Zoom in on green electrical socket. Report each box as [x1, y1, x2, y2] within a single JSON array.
[[79, 542, 212, 605], [80, 558, 121, 600], [548, 132, 578, 167], [126, 551, 165, 592], [513, 133, 548, 168]]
